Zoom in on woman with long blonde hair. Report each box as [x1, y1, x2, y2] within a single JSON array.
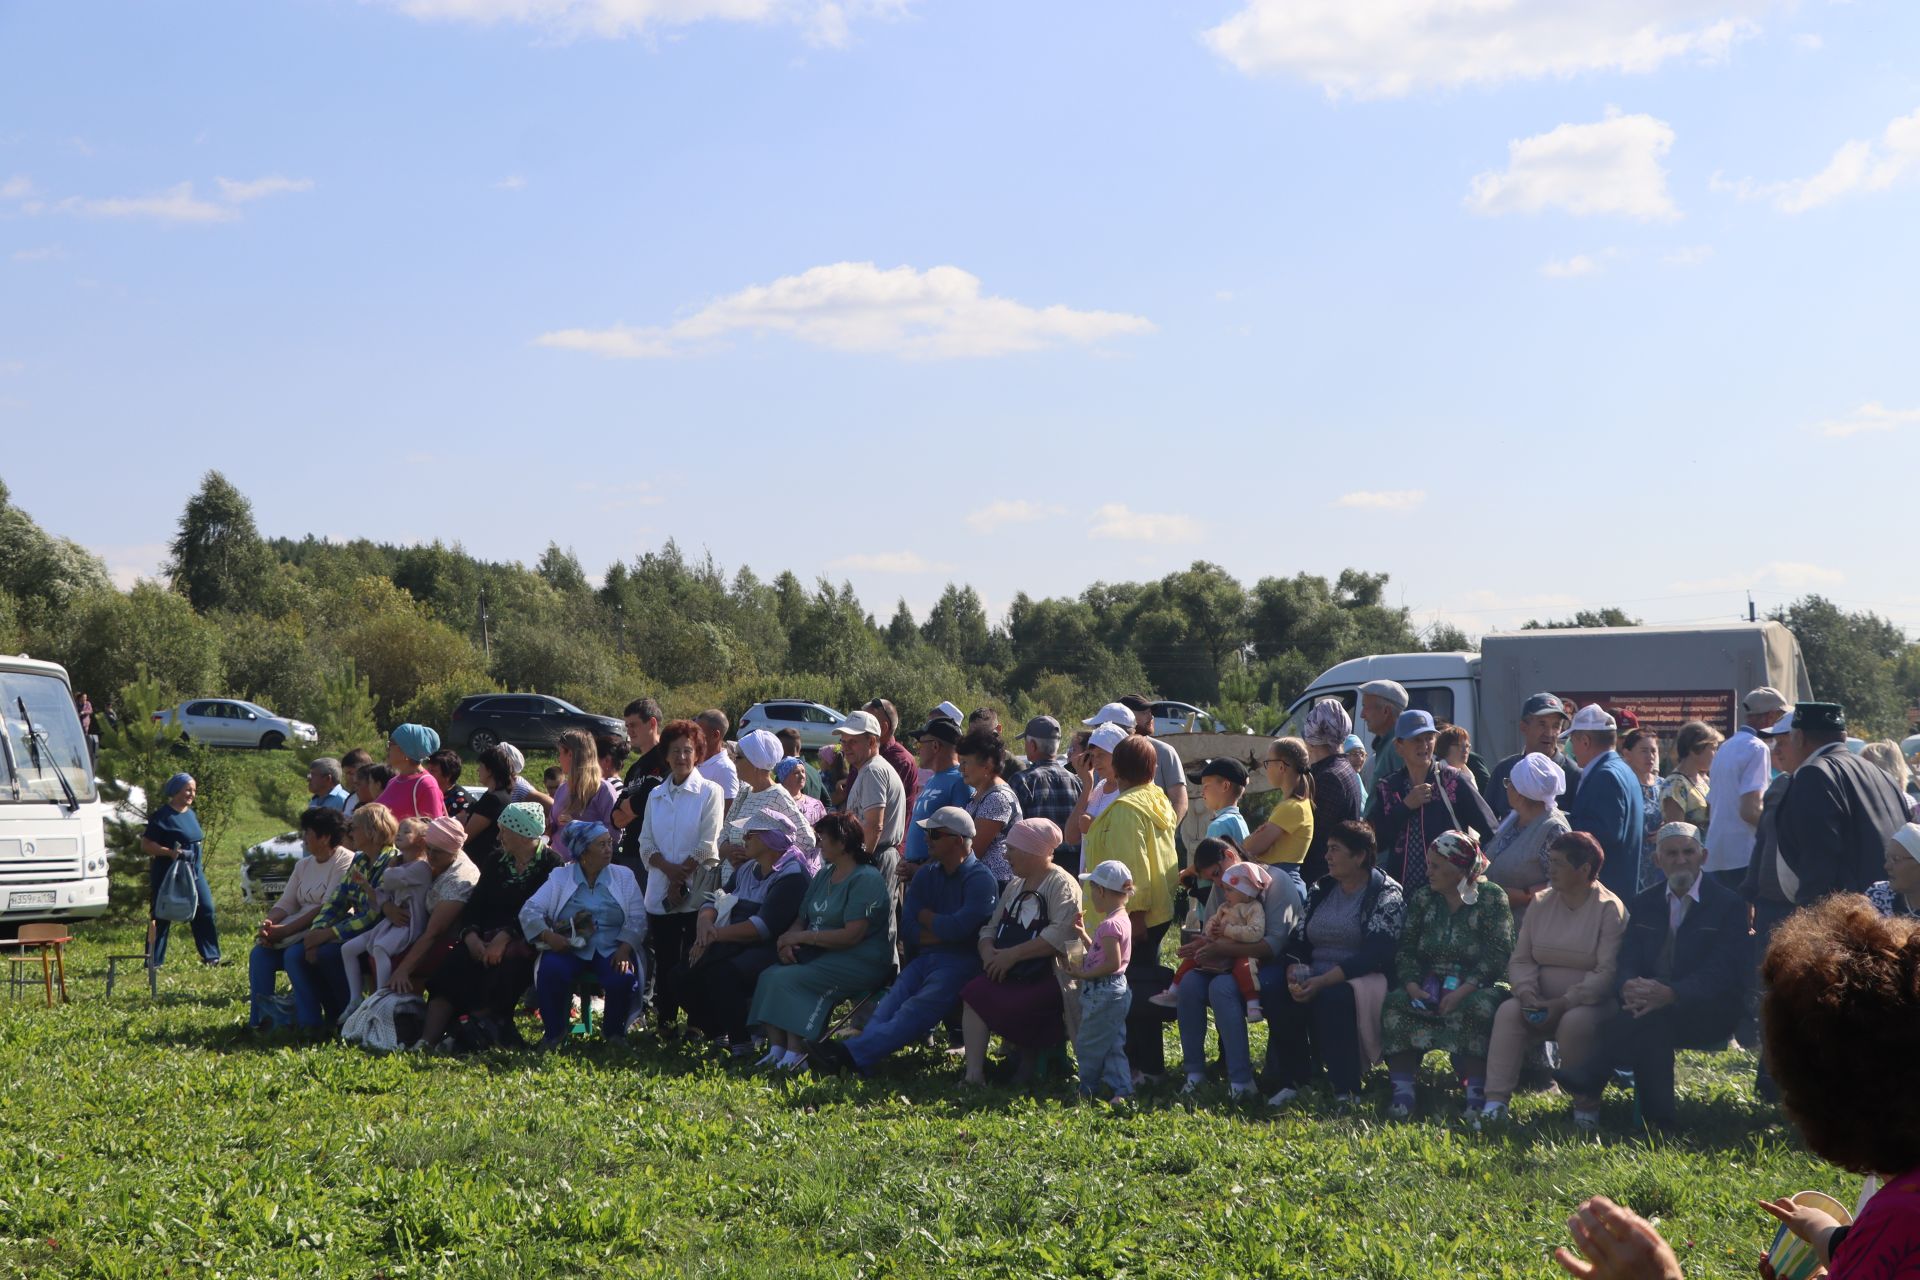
[[548, 728, 619, 850]]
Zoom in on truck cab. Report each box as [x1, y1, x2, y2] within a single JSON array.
[[0, 655, 110, 939], [1275, 652, 1480, 744]]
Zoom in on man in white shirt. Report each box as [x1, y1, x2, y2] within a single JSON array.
[[1704, 687, 1789, 885], [694, 708, 739, 801]]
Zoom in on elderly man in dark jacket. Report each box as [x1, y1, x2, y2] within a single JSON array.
[[1556, 822, 1747, 1130], [1775, 702, 1910, 903]]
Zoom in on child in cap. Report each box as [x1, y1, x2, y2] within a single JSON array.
[[1068, 860, 1136, 1103], [1200, 758, 1251, 846], [1149, 860, 1268, 1019]]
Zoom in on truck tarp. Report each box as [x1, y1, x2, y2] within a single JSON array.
[[1476, 621, 1809, 760]]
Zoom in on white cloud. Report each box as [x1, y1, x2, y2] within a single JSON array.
[[95, 543, 171, 590], [962, 499, 1063, 534], [1333, 489, 1426, 510], [1540, 253, 1602, 278], [214, 175, 314, 202], [1086, 504, 1202, 543], [1663, 244, 1714, 266], [57, 182, 237, 224], [494, 174, 528, 191], [0, 360, 22, 375], [1815, 402, 1920, 439], [0, 175, 32, 201], [1467, 110, 1679, 220], [826, 551, 956, 573], [1202, 0, 1767, 98], [1715, 106, 1920, 213], [377, 0, 903, 47], [536, 262, 1154, 361], [1792, 32, 1823, 51], [1669, 562, 1845, 593], [10, 245, 64, 263]]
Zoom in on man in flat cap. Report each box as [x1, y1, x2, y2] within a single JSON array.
[[1482, 693, 1581, 822], [1357, 679, 1408, 796], [1774, 702, 1910, 902]]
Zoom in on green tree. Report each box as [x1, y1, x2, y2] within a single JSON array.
[[166, 470, 276, 613], [1522, 608, 1641, 630], [922, 584, 991, 667], [54, 584, 223, 707], [0, 478, 112, 616], [1772, 595, 1907, 736]]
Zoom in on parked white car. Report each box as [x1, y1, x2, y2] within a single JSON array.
[[154, 699, 317, 750], [1150, 700, 1226, 735], [737, 699, 846, 751]]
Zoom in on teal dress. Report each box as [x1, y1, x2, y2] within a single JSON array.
[[1378, 883, 1513, 1059], [747, 862, 892, 1039]]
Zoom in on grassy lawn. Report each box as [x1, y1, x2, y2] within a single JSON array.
[[0, 754, 1833, 1278]]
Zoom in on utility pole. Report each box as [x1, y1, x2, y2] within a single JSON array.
[[1748, 591, 1757, 623], [479, 588, 491, 659]]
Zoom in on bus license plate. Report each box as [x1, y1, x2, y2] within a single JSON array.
[[8, 891, 56, 906]]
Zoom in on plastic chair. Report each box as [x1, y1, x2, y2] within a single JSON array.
[[4, 923, 72, 1006]]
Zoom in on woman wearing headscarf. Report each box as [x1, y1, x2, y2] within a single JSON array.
[[776, 758, 827, 828], [140, 772, 223, 966], [723, 730, 817, 862], [383, 812, 483, 1003], [420, 801, 560, 1049], [959, 817, 1084, 1085], [673, 808, 817, 1050], [378, 724, 447, 821], [519, 820, 647, 1048], [1378, 830, 1514, 1120], [1483, 752, 1572, 924], [1481, 831, 1625, 1126], [1299, 698, 1367, 887]]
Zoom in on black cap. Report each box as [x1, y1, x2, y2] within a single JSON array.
[[916, 718, 962, 746], [1199, 758, 1248, 787], [1794, 702, 1847, 734]]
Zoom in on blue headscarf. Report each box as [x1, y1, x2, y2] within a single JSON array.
[[560, 820, 612, 863], [163, 772, 194, 799], [389, 723, 441, 763], [147, 775, 203, 856]]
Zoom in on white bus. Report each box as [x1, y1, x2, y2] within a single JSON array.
[[0, 655, 110, 939]]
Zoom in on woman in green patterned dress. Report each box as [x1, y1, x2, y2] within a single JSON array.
[[1379, 830, 1513, 1120]]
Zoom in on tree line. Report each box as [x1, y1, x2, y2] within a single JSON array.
[[2, 473, 1914, 740]]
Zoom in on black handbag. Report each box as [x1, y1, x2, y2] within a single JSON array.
[[991, 889, 1055, 983]]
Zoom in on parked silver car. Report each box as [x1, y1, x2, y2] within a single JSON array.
[[737, 699, 845, 751], [1150, 700, 1226, 735], [154, 698, 317, 750]]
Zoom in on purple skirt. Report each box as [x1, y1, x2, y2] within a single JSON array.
[[960, 971, 1066, 1050]]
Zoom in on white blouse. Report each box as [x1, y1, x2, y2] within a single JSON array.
[[637, 771, 725, 914]]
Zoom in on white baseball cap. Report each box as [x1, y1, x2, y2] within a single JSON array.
[[1082, 702, 1137, 730], [1563, 704, 1616, 735], [1081, 859, 1135, 892], [932, 700, 964, 725], [833, 710, 883, 738]]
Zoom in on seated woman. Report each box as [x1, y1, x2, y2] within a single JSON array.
[[1483, 753, 1571, 924], [672, 808, 816, 1053], [247, 806, 354, 1030], [1266, 820, 1405, 1108], [1378, 830, 1513, 1121], [959, 817, 1083, 1086], [723, 730, 817, 859], [1868, 823, 1920, 918], [1480, 831, 1626, 1126], [289, 802, 400, 1029], [420, 801, 560, 1049], [518, 821, 647, 1049], [775, 758, 826, 828], [461, 745, 518, 863], [746, 813, 893, 1072]]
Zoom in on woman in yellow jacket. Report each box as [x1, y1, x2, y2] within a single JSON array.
[[1082, 736, 1180, 965]]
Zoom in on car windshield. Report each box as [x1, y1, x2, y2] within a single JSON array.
[[0, 670, 97, 804], [237, 701, 272, 717]]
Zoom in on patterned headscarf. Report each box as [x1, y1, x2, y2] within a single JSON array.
[[498, 801, 546, 840], [1303, 697, 1354, 748], [1430, 831, 1489, 904], [560, 821, 613, 862]]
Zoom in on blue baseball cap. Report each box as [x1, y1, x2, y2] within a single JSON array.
[[1394, 709, 1437, 741]]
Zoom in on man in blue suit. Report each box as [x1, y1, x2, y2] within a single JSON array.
[[1565, 704, 1645, 900], [1556, 822, 1749, 1130]]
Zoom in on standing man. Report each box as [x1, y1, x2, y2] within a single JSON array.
[[306, 758, 350, 811], [1357, 680, 1408, 796], [863, 698, 920, 812], [1008, 715, 1082, 872], [694, 708, 739, 802], [1704, 687, 1789, 891], [1775, 702, 1910, 902], [1113, 695, 1189, 825], [612, 697, 667, 873], [1564, 704, 1645, 902], [1483, 693, 1581, 821], [904, 718, 972, 867], [1742, 711, 1805, 1090]]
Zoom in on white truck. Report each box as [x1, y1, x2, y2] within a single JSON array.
[[0, 655, 111, 938], [1271, 621, 1811, 760]]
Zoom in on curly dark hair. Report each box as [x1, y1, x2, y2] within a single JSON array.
[[1547, 830, 1605, 883], [956, 729, 1004, 774], [659, 719, 702, 752], [1325, 818, 1377, 869], [298, 806, 349, 844], [1762, 895, 1920, 1175], [812, 813, 873, 866]]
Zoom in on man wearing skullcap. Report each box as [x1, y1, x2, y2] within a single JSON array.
[[1774, 702, 1910, 902]]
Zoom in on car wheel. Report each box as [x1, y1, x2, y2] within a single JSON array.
[[470, 730, 499, 753], [260, 731, 285, 750]]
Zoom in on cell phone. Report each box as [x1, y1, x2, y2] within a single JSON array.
[[1410, 997, 1435, 1013]]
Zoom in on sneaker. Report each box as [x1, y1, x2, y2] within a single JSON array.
[[1266, 1087, 1300, 1109], [1146, 988, 1180, 1009], [1180, 1074, 1207, 1096], [1228, 1082, 1257, 1100], [1479, 1100, 1509, 1122], [1387, 1101, 1412, 1121], [1572, 1108, 1601, 1132], [1331, 1093, 1359, 1114], [1246, 999, 1264, 1024]]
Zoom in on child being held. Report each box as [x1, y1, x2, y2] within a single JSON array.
[[341, 816, 462, 1014], [1067, 859, 1136, 1103], [1149, 860, 1268, 1020]]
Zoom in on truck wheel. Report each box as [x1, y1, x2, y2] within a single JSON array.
[[469, 730, 499, 752], [260, 731, 286, 750]]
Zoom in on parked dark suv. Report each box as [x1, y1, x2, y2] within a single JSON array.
[[448, 694, 625, 753]]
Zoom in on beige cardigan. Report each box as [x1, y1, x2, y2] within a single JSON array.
[[1506, 882, 1628, 1007]]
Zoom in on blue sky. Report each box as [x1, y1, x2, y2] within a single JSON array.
[[4, 0, 1920, 639]]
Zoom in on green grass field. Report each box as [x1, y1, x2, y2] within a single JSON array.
[[0, 753, 1835, 1278]]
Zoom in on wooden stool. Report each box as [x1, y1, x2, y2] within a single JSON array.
[[3, 924, 72, 1006]]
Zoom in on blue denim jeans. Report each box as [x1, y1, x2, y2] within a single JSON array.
[[247, 944, 296, 1027], [149, 856, 220, 966], [845, 950, 980, 1071], [1077, 975, 1133, 1096], [535, 948, 641, 1042], [1177, 959, 1285, 1088], [284, 939, 348, 1028]]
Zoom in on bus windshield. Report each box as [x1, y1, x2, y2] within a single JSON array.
[[0, 670, 97, 805]]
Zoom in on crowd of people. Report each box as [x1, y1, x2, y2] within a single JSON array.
[[140, 681, 1920, 1138]]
